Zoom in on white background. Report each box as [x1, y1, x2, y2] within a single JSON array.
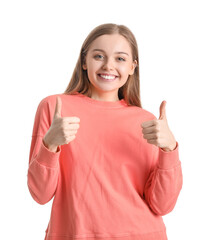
[[1, 0, 211, 239]]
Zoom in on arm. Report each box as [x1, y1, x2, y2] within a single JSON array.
[[27, 97, 61, 205], [143, 141, 183, 216]]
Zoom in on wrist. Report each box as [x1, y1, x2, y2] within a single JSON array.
[[43, 136, 58, 153], [161, 141, 177, 152]]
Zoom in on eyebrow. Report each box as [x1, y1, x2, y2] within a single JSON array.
[[92, 49, 129, 56]]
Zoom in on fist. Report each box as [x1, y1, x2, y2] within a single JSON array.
[[141, 101, 177, 151], [43, 96, 80, 151]]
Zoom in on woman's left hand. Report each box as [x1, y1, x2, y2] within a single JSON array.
[[141, 101, 177, 152]]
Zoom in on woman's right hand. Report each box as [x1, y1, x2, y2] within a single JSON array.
[[43, 96, 80, 152]]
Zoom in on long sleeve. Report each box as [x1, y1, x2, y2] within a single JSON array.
[[27, 97, 61, 205], [143, 141, 183, 216]]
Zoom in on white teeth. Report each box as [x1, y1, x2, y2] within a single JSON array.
[[100, 74, 116, 80]]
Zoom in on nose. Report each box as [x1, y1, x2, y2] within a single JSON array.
[[102, 57, 114, 71]]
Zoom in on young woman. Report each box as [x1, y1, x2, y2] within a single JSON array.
[[27, 23, 183, 240]]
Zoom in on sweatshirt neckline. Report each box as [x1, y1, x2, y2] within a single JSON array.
[[74, 92, 127, 108]]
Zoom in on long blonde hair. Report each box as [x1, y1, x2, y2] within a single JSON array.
[[63, 23, 142, 108]]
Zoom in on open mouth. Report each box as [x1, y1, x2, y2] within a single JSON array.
[[97, 74, 118, 81]]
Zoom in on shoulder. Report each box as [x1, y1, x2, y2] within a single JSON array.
[[34, 93, 64, 118], [134, 106, 157, 121], [41, 92, 80, 102], [36, 93, 80, 116], [37, 93, 75, 108], [38, 93, 63, 105], [31, 94, 63, 136]]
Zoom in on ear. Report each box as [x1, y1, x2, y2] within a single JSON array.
[[82, 63, 87, 70], [82, 60, 87, 70], [129, 60, 137, 75], [82, 56, 87, 70]]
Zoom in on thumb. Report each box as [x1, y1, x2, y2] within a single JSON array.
[[54, 96, 62, 118], [159, 100, 167, 120]]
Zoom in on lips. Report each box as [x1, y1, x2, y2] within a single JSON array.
[[98, 73, 118, 77], [97, 74, 118, 81]]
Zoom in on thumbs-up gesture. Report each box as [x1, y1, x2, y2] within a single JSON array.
[[141, 101, 177, 152], [43, 96, 80, 152]]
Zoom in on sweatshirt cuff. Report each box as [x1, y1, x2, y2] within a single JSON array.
[[35, 139, 61, 168], [158, 141, 180, 169]]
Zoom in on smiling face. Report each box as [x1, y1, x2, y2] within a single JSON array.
[[82, 34, 137, 101]]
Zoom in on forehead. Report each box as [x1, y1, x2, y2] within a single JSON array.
[[89, 34, 132, 55]]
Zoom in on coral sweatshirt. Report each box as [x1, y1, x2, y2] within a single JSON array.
[[27, 92, 183, 240]]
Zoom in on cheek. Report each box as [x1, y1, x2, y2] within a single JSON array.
[[118, 65, 131, 76], [88, 60, 102, 72]]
